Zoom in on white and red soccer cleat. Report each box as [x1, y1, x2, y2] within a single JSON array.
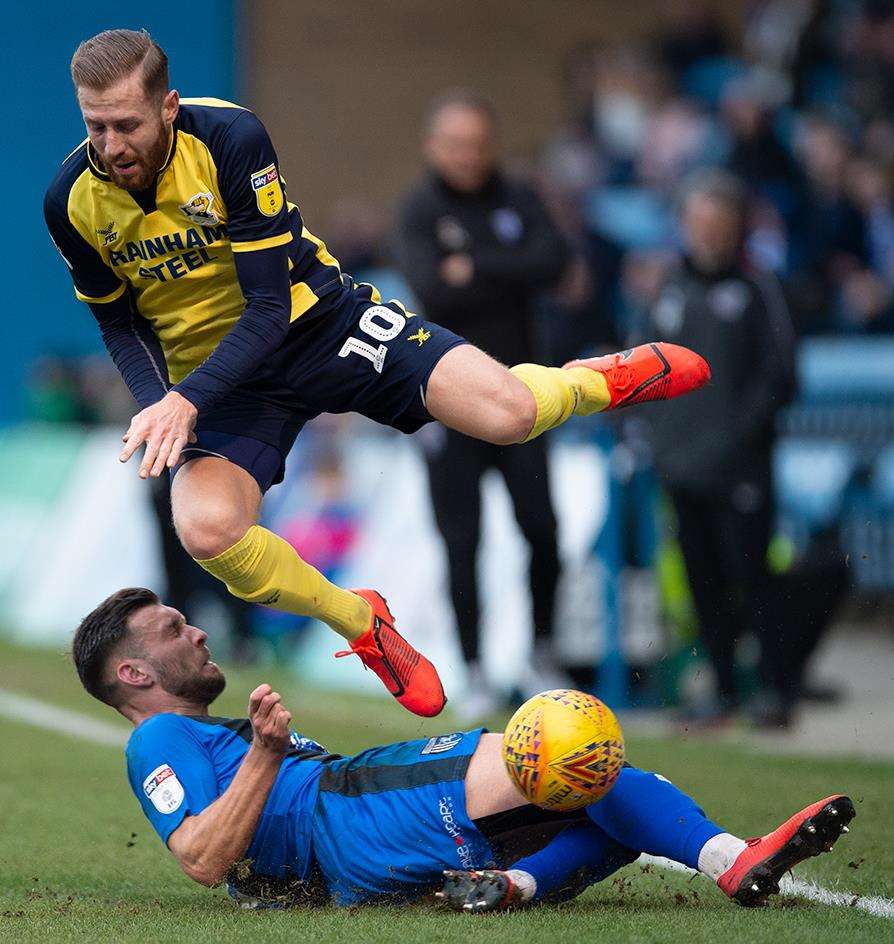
[[718, 794, 855, 907], [564, 342, 711, 410], [335, 589, 446, 718]]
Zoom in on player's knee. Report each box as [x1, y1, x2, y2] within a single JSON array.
[[487, 381, 537, 445], [174, 502, 251, 561]]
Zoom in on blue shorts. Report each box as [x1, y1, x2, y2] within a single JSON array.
[[176, 277, 467, 492], [310, 728, 494, 906]]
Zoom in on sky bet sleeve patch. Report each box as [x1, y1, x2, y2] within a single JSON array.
[[250, 164, 284, 218], [143, 764, 186, 814]]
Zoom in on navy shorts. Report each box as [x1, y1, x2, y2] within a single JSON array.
[[176, 278, 467, 491], [310, 729, 494, 906]]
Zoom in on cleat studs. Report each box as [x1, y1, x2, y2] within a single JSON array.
[[463, 903, 473, 912], [752, 883, 761, 892], [807, 824, 817, 834], [830, 808, 838, 816], [842, 826, 849, 833]]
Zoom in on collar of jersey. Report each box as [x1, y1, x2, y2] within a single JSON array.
[[86, 125, 178, 186]]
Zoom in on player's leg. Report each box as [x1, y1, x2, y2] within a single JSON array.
[[174, 451, 445, 717], [459, 734, 854, 909], [424, 341, 710, 445], [586, 766, 854, 907], [440, 819, 637, 910], [171, 455, 371, 641]]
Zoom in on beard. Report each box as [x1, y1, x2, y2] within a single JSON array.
[[152, 657, 227, 706], [105, 124, 172, 192]]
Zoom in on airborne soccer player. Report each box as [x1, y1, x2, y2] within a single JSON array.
[[71, 588, 856, 910], [45, 29, 710, 717]]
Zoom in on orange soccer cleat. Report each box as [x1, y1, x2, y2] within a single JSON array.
[[335, 589, 446, 717], [717, 794, 855, 907], [564, 342, 711, 410]]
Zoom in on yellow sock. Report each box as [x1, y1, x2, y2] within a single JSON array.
[[194, 525, 371, 641], [509, 364, 611, 441]]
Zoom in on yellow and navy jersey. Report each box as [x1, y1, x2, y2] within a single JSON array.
[[44, 98, 341, 384]]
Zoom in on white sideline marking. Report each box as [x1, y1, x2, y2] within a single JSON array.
[[640, 854, 894, 920], [0, 688, 128, 747], [1, 686, 891, 919]]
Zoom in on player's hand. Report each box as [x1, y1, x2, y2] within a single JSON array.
[[440, 253, 474, 287], [119, 391, 198, 478], [248, 683, 292, 757]]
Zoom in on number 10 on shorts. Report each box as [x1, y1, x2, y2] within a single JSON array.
[[338, 305, 407, 373]]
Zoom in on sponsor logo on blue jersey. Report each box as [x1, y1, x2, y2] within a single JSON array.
[[421, 733, 463, 755]]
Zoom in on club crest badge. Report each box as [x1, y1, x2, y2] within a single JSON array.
[[250, 164, 284, 218], [179, 192, 220, 226]]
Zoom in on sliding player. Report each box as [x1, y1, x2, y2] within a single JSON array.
[[71, 588, 855, 910]]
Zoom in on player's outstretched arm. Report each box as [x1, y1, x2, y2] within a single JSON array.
[[166, 684, 291, 886]]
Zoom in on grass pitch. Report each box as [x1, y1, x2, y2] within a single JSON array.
[[0, 638, 891, 943]]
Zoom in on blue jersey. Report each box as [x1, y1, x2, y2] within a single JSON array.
[[125, 713, 333, 882], [126, 715, 493, 906]]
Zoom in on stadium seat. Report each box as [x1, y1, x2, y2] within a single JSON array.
[[774, 438, 859, 535], [584, 187, 673, 250], [796, 337, 894, 403], [871, 444, 894, 510]]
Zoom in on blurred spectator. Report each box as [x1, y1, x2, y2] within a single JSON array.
[[721, 73, 805, 228], [591, 46, 670, 183], [395, 90, 571, 719], [847, 1, 894, 123], [634, 169, 797, 727], [789, 115, 869, 332], [844, 156, 894, 330]]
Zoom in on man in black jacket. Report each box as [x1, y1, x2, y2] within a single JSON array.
[[641, 169, 796, 726], [396, 92, 571, 717]]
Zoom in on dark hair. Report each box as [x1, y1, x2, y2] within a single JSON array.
[[72, 588, 158, 706], [71, 29, 169, 102], [425, 88, 497, 134]]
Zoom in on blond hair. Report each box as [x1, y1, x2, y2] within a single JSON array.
[[71, 29, 168, 101]]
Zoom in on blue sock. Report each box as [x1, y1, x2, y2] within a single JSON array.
[[585, 766, 724, 870], [510, 821, 637, 902]]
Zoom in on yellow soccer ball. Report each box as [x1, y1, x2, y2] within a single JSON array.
[[502, 689, 625, 812]]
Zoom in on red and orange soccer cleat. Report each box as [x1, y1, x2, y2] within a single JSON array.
[[335, 589, 446, 717], [564, 341, 711, 410], [717, 794, 855, 907]]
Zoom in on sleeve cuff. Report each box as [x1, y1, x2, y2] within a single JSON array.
[[230, 231, 293, 254], [76, 282, 127, 304], [171, 382, 207, 414]]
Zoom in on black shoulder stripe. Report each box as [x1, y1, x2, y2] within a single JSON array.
[[187, 715, 340, 762]]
